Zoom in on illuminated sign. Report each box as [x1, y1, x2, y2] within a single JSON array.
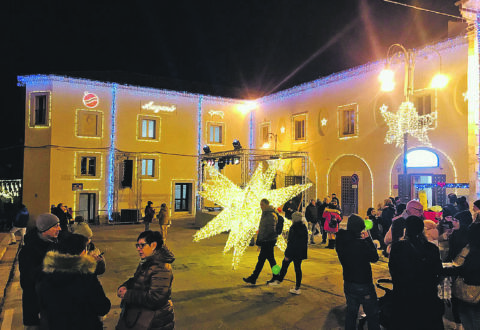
[[83, 92, 99, 108], [141, 101, 176, 113], [208, 110, 224, 118]]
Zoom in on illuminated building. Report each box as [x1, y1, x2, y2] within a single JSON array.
[[18, 31, 475, 220]]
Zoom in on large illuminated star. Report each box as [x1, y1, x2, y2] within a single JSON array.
[[380, 101, 437, 148], [194, 160, 312, 269]]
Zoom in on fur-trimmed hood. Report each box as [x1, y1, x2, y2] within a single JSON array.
[[43, 250, 97, 274], [324, 208, 341, 214]]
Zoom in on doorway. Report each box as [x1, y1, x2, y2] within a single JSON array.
[[79, 193, 96, 223], [341, 176, 358, 216]]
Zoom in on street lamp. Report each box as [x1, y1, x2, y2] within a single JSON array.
[[379, 44, 448, 203]]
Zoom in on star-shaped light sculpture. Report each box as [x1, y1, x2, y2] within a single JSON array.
[[321, 118, 328, 126], [194, 160, 312, 269], [380, 102, 437, 148]]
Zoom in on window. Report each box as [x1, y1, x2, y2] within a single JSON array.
[[175, 183, 191, 211], [141, 119, 156, 139], [35, 95, 47, 125], [207, 122, 224, 144], [338, 104, 358, 138], [77, 110, 102, 137], [292, 114, 306, 142], [80, 157, 96, 176], [406, 149, 439, 168], [342, 110, 355, 135], [260, 124, 270, 145], [141, 159, 155, 177], [415, 93, 432, 115], [137, 115, 160, 141], [30, 92, 50, 127]]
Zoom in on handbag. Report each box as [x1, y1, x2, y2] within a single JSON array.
[[116, 306, 156, 330], [452, 277, 480, 304]]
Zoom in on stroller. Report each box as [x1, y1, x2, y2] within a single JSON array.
[[357, 278, 394, 330]]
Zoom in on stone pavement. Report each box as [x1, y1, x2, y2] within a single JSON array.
[[0, 232, 19, 318]]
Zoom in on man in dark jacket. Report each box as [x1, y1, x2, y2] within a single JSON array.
[[18, 213, 61, 328], [52, 203, 68, 233], [243, 198, 278, 285], [336, 214, 380, 330], [282, 199, 296, 220], [305, 199, 318, 244], [9, 204, 29, 245]]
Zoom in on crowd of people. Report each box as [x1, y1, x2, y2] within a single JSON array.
[[8, 192, 480, 329]]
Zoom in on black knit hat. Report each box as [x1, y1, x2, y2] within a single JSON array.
[[474, 199, 480, 210], [347, 214, 365, 233], [405, 215, 424, 237]]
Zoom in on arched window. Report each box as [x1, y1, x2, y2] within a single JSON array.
[[406, 149, 439, 168]]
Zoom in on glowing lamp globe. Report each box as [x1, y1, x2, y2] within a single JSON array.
[[430, 73, 449, 89], [379, 69, 395, 92]]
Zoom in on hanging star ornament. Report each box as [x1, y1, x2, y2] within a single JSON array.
[[193, 160, 312, 269], [380, 101, 437, 148]]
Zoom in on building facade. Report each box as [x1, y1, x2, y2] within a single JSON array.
[[18, 34, 477, 220]]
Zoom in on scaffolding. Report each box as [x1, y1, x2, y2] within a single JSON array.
[[197, 149, 311, 211]]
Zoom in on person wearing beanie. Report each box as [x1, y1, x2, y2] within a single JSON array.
[[473, 199, 480, 224], [268, 211, 308, 295], [18, 214, 61, 328], [335, 214, 380, 329], [72, 222, 106, 275], [384, 199, 424, 255], [366, 207, 386, 250], [388, 216, 444, 329], [37, 234, 111, 329]]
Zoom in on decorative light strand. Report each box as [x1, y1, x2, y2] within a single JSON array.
[[381, 102, 437, 148], [107, 83, 118, 221], [194, 160, 312, 269]]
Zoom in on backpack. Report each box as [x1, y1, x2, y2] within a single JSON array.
[[276, 214, 284, 235]]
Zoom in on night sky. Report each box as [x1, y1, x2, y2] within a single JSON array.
[[0, 0, 461, 177]]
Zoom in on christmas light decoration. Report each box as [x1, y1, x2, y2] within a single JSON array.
[[380, 102, 437, 148], [194, 160, 312, 269], [414, 183, 469, 190], [208, 110, 224, 118], [107, 83, 118, 221]]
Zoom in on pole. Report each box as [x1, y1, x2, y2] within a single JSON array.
[[403, 132, 409, 203]]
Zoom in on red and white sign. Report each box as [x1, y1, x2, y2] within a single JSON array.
[[83, 92, 99, 108]]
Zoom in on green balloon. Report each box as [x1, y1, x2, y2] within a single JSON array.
[[364, 219, 373, 231], [272, 264, 281, 275]]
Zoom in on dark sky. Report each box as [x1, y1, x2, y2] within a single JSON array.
[[0, 0, 462, 176]]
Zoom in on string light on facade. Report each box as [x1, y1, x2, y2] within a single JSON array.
[[193, 160, 312, 269], [381, 102, 437, 148]]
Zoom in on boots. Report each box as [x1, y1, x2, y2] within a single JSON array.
[[326, 239, 336, 249]]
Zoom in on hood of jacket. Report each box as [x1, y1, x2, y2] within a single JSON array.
[[324, 207, 341, 214], [145, 245, 175, 265], [43, 250, 96, 274]]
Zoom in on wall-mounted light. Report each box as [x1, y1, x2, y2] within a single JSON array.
[[280, 126, 286, 134], [203, 145, 211, 154], [232, 139, 242, 150]]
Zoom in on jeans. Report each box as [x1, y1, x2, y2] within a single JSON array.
[[278, 258, 303, 289], [251, 241, 277, 280], [144, 222, 150, 231], [344, 281, 380, 330]]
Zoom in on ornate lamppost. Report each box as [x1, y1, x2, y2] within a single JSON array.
[[379, 44, 448, 203]]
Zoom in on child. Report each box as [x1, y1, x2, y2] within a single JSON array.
[[268, 211, 308, 294]]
